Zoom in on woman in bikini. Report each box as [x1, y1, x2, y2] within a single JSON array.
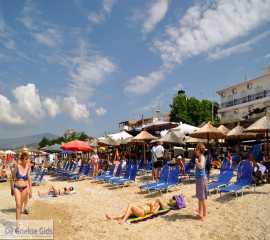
[[38, 185, 75, 197], [10, 151, 32, 221], [105, 199, 166, 224]]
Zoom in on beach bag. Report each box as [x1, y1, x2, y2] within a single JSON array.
[[172, 195, 186, 209]]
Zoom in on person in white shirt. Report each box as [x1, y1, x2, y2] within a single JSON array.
[[152, 142, 165, 180]]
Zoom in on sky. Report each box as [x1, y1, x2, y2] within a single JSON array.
[[0, 0, 270, 138]]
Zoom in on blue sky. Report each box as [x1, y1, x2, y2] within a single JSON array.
[[0, 0, 270, 138]]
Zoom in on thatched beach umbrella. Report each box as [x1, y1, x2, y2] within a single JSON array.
[[190, 122, 226, 141], [245, 113, 270, 161], [227, 124, 256, 140], [132, 130, 157, 163], [184, 136, 208, 144], [218, 125, 230, 135]]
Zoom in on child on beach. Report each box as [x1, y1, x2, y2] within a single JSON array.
[[194, 143, 208, 220]]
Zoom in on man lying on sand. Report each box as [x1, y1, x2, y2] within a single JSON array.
[[105, 199, 166, 224], [38, 185, 75, 197]]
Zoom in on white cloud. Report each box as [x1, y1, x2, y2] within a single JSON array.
[[96, 107, 107, 116], [0, 95, 24, 124], [13, 83, 44, 119], [125, 69, 165, 95], [33, 28, 62, 47], [18, 0, 62, 48], [68, 46, 117, 100], [265, 53, 270, 58], [143, 0, 170, 33], [127, 0, 270, 95], [154, 0, 270, 65], [88, 0, 117, 24], [208, 31, 270, 60], [0, 14, 16, 50], [62, 97, 90, 120], [43, 98, 60, 118]]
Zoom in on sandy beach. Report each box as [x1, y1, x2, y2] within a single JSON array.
[[1, 173, 270, 240]]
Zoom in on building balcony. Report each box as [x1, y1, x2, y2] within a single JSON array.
[[220, 90, 270, 108]]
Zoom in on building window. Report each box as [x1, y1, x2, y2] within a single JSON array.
[[247, 83, 252, 89], [232, 88, 237, 94]]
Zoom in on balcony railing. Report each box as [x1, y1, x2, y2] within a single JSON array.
[[220, 90, 270, 108]]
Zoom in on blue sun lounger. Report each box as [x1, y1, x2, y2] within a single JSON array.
[[32, 169, 47, 186], [140, 165, 169, 190], [112, 164, 138, 186], [208, 170, 234, 192], [103, 161, 123, 182], [220, 160, 254, 197], [110, 162, 132, 184], [95, 164, 115, 181], [144, 166, 180, 192]]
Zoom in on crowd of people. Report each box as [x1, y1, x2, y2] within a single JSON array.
[[0, 139, 268, 226]]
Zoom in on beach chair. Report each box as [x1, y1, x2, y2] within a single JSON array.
[[32, 169, 47, 186], [103, 161, 124, 182], [95, 164, 115, 181], [144, 166, 180, 192], [152, 166, 180, 192], [220, 160, 254, 197], [110, 162, 132, 184], [139, 165, 169, 190], [69, 164, 91, 180], [112, 164, 138, 186], [56, 162, 69, 174], [208, 170, 234, 193]]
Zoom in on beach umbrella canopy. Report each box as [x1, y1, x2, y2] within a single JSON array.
[[172, 122, 199, 135], [132, 130, 157, 142], [61, 140, 94, 152], [108, 131, 133, 141], [227, 124, 256, 139], [218, 125, 230, 135], [244, 113, 270, 161], [244, 114, 270, 133], [5, 150, 16, 155], [189, 122, 226, 140], [184, 136, 208, 144], [160, 129, 185, 144], [98, 136, 119, 146]]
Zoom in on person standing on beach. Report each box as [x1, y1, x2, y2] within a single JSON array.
[[152, 142, 164, 181], [10, 150, 32, 221], [194, 143, 208, 220]]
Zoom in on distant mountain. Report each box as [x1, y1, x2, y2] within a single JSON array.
[[0, 133, 58, 149]]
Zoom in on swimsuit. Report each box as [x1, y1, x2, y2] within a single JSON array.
[[14, 168, 29, 192]]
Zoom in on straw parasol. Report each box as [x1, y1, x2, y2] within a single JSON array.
[[132, 130, 157, 163], [189, 122, 226, 141], [218, 125, 230, 135], [227, 124, 256, 140], [184, 136, 208, 144], [245, 113, 270, 161], [132, 130, 157, 142]]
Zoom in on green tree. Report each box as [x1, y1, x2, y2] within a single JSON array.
[[39, 137, 51, 148], [170, 91, 219, 126]]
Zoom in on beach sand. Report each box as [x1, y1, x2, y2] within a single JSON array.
[[1, 174, 270, 240]]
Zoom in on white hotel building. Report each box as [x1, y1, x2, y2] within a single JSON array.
[[217, 68, 270, 126]]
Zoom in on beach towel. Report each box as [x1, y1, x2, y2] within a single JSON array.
[[127, 208, 170, 224]]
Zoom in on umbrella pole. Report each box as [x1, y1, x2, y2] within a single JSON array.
[[143, 143, 146, 164], [267, 130, 269, 161]]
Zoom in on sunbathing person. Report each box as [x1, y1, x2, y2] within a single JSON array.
[[38, 185, 75, 197], [105, 199, 166, 224]]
